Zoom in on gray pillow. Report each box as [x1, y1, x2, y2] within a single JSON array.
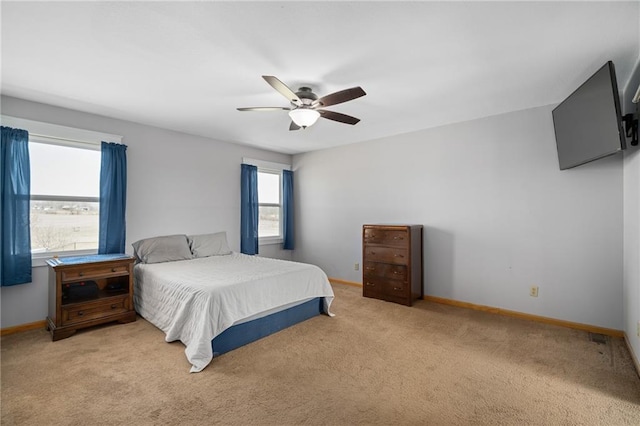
[[132, 234, 193, 264], [188, 232, 232, 258]]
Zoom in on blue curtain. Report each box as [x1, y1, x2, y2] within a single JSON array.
[[240, 163, 259, 255], [98, 142, 127, 254], [1, 126, 32, 286], [282, 169, 294, 250]]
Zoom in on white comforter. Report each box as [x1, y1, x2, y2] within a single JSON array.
[[133, 253, 334, 372]]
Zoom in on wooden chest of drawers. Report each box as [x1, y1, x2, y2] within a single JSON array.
[[46, 255, 136, 341], [362, 224, 423, 306]]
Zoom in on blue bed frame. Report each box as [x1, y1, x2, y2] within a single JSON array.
[[211, 297, 324, 357]]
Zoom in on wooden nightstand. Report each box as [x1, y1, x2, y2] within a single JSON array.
[[46, 254, 136, 341]]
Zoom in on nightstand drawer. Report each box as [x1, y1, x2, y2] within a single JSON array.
[[62, 296, 129, 326], [61, 264, 129, 283]]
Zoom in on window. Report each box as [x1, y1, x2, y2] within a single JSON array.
[[257, 170, 281, 239], [2, 114, 122, 258], [242, 157, 291, 244], [29, 141, 101, 254]]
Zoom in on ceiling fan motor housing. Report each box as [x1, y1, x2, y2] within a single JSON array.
[[294, 87, 318, 106]]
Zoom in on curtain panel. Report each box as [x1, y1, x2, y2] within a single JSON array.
[[282, 169, 294, 250], [240, 163, 259, 255], [1, 126, 32, 286], [98, 142, 127, 254]]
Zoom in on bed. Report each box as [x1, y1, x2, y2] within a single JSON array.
[[131, 233, 334, 372]]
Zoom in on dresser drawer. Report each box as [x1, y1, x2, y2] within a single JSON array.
[[363, 262, 407, 280], [61, 296, 129, 326], [380, 229, 409, 246], [363, 227, 384, 244], [363, 228, 409, 247], [363, 246, 408, 265], [383, 279, 407, 297], [363, 277, 384, 297], [363, 277, 409, 303], [61, 264, 129, 283]]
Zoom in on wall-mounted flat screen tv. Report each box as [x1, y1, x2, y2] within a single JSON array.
[[552, 61, 626, 170]]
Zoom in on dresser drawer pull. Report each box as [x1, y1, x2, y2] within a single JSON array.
[[393, 271, 401, 274], [111, 304, 117, 309], [394, 254, 404, 258], [78, 272, 84, 277], [393, 286, 403, 291], [365, 267, 376, 271], [111, 268, 117, 272], [393, 236, 404, 240], [365, 282, 375, 287], [77, 311, 84, 316]]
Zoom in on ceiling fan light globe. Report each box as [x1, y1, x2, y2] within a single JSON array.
[[289, 109, 320, 128]]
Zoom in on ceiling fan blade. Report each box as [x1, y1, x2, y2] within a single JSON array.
[[318, 110, 361, 125], [262, 76, 302, 105], [289, 121, 301, 131], [313, 87, 366, 108], [237, 107, 291, 111]]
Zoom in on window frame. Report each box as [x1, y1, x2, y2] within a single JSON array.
[[257, 168, 283, 244], [28, 139, 102, 262]]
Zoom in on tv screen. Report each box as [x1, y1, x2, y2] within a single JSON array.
[[552, 61, 626, 170]]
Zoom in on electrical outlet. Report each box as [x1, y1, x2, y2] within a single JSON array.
[[529, 286, 539, 297], [354, 263, 360, 271]]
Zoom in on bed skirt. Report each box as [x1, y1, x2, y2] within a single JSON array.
[[211, 297, 324, 357]]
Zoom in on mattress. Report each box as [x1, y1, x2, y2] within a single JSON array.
[[133, 253, 334, 372]]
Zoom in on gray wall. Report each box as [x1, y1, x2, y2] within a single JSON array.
[[292, 105, 625, 330], [622, 58, 640, 364], [0, 95, 292, 328], [623, 132, 639, 362]]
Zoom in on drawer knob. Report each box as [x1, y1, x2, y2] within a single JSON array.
[[393, 287, 402, 291], [77, 311, 84, 316], [394, 254, 404, 258], [366, 282, 375, 287], [365, 266, 375, 271], [393, 271, 400, 274], [78, 272, 84, 277], [393, 236, 403, 240], [111, 304, 117, 309], [111, 268, 117, 272]]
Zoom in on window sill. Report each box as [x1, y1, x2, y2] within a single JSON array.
[[259, 237, 283, 246], [31, 249, 99, 268]]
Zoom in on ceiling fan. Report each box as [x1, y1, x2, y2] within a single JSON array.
[[237, 76, 366, 130]]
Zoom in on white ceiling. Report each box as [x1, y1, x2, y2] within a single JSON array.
[[1, 1, 639, 155]]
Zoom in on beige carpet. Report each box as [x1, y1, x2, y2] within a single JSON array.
[[2, 283, 639, 425]]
